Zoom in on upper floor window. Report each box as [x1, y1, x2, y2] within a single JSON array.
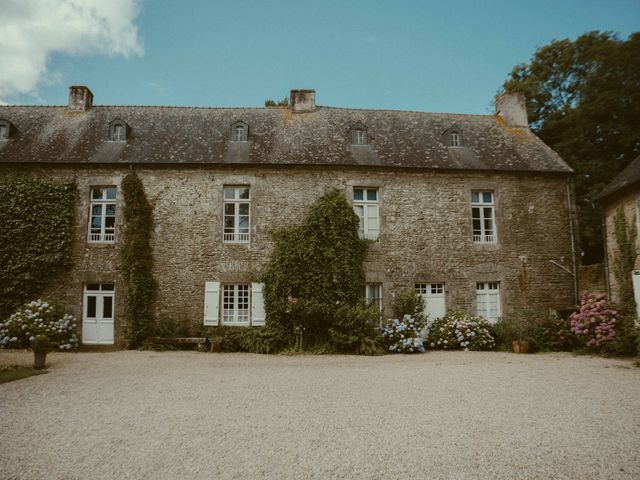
[[353, 187, 379, 240], [476, 282, 501, 322], [450, 132, 461, 147], [89, 187, 117, 243], [223, 186, 250, 243], [351, 123, 368, 145], [108, 120, 129, 142], [231, 121, 248, 142], [0, 120, 11, 141], [471, 191, 496, 244]]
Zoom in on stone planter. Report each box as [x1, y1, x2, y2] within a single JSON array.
[[33, 352, 47, 369], [511, 340, 529, 354]]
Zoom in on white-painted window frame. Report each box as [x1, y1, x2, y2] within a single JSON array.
[[472, 191, 496, 244], [0, 123, 8, 141], [223, 186, 250, 243], [222, 284, 251, 326], [353, 129, 367, 145], [233, 125, 247, 142], [88, 187, 117, 243], [476, 281, 501, 322], [353, 187, 380, 240], [365, 283, 383, 311], [450, 132, 460, 147]]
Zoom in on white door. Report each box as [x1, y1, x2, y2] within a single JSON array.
[[83, 284, 115, 344], [416, 283, 446, 338]]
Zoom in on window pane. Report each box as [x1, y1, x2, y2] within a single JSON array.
[[92, 188, 103, 199], [92, 205, 102, 215], [91, 217, 102, 229], [354, 189, 364, 201], [239, 187, 250, 199], [106, 187, 117, 200], [106, 204, 116, 216], [238, 216, 249, 230], [239, 203, 249, 216], [87, 284, 100, 291], [224, 203, 235, 215], [103, 296, 113, 319], [105, 217, 115, 229], [224, 217, 235, 230], [224, 188, 235, 199], [366, 189, 378, 201], [483, 192, 493, 203], [102, 284, 115, 291], [471, 192, 479, 203], [87, 296, 96, 317]]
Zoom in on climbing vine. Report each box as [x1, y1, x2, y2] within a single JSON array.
[[121, 173, 155, 348], [612, 207, 637, 315], [260, 188, 369, 340], [0, 174, 76, 319]]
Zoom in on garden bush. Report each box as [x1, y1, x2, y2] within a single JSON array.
[[393, 290, 426, 324], [426, 310, 495, 351], [381, 315, 426, 353], [493, 310, 575, 352], [0, 299, 78, 350], [329, 302, 384, 355]]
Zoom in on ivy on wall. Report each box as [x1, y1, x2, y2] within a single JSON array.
[[121, 173, 155, 348], [612, 207, 637, 315], [0, 174, 76, 318], [260, 188, 368, 337]]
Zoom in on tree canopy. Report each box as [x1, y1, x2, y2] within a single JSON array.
[[500, 31, 640, 263]]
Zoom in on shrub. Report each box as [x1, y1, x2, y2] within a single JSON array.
[[0, 299, 78, 350], [382, 315, 426, 353], [31, 335, 52, 354], [393, 290, 426, 324], [426, 310, 495, 351], [328, 302, 384, 355], [200, 326, 290, 353], [570, 293, 619, 349]]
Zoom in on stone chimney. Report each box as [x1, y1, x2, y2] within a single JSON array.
[[290, 89, 316, 113], [495, 93, 528, 128], [68, 85, 93, 112]]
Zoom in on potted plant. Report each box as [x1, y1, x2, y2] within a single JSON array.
[[31, 335, 52, 369]]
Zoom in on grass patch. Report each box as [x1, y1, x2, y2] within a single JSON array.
[[0, 365, 48, 384]]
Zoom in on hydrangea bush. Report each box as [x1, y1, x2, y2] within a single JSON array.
[[382, 315, 426, 353], [0, 299, 79, 350], [426, 310, 495, 351], [569, 293, 619, 348]]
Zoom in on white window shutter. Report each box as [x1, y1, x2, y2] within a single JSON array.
[[251, 282, 266, 326], [203, 281, 220, 326]]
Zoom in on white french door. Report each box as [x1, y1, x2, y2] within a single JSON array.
[[82, 284, 115, 344]]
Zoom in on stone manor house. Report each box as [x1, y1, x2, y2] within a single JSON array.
[[0, 86, 577, 347]]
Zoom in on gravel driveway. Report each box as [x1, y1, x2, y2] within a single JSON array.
[[1, 350, 639, 480]]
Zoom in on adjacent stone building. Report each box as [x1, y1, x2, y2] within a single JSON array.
[[0, 86, 577, 347], [597, 154, 640, 316]]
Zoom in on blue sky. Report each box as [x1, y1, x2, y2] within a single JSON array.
[[2, 0, 639, 113]]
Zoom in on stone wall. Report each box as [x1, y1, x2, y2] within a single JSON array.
[[16, 164, 576, 346], [603, 191, 639, 304]]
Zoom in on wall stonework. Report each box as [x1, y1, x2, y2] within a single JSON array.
[[603, 191, 639, 304], [20, 164, 575, 347]]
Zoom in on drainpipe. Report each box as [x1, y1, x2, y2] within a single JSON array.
[[566, 178, 579, 304]]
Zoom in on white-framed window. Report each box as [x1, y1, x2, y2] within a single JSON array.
[[222, 284, 250, 325], [353, 129, 367, 145], [234, 125, 247, 142], [365, 283, 383, 311], [0, 122, 8, 141], [472, 191, 496, 244], [89, 187, 117, 243], [223, 186, 250, 243], [353, 187, 380, 240], [203, 282, 265, 327], [450, 132, 460, 147], [415, 283, 446, 320], [476, 282, 501, 322], [108, 120, 128, 142]]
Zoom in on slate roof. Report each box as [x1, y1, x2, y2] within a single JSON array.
[[0, 104, 572, 173], [597, 154, 640, 201]]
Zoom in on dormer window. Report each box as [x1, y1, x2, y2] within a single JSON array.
[[443, 126, 463, 147], [0, 120, 12, 141], [351, 123, 368, 145], [231, 121, 249, 142], [108, 120, 130, 142]]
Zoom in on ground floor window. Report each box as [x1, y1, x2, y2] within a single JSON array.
[[203, 282, 265, 327], [365, 283, 383, 311], [476, 282, 501, 322]]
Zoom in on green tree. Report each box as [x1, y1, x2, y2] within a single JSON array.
[[500, 31, 640, 263]]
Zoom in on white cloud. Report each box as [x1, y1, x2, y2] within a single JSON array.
[[0, 0, 143, 101]]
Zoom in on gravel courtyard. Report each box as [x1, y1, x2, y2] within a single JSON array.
[[1, 350, 639, 480]]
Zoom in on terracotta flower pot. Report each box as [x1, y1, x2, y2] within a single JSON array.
[[511, 340, 529, 354], [33, 352, 47, 369]]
